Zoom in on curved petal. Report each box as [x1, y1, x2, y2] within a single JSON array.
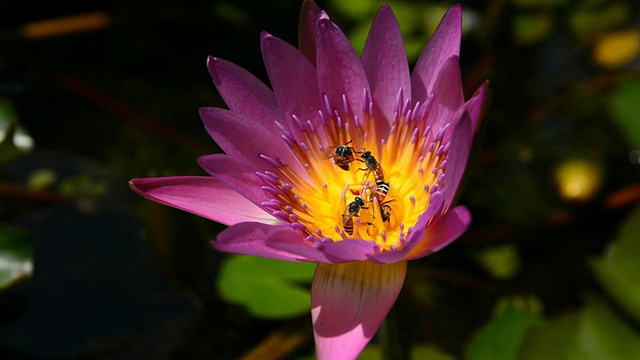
[[261, 32, 324, 140], [362, 4, 411, 123], [464, 81, 489, 133], [206, 56, 282, 136], [266, 228, 332, 263], [198, 154, 270, 208], [316, 12, 370, 121], [312, 261, 407, 360], [266, 230, 378, 264], [405, 205, 471, 260], [368, 192, 444, 264], [411, 4, 461, 102], [317, 238, 378, 263], [129, 176, 277, 226], [214, 222, 313, 262], [298, 0, 321, 64], [426, 55, 464, 133], [442, 111, 472, 210], [199, 107, 306, 177]]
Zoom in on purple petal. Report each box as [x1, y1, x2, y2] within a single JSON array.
[[316, 12, 370, 119], [426, 55, 464, 133], [214, 222, 313, 262], [206, 56, 282, 136], [411, 4, 462, 103], [369, 192, 444, 264], [261, 32, 323, 139], [199, 107, 306, 177], [298, 0, 321, 65], [442, 110, 472, 210], [405, 205, 471, 260], [129, 176, 277, 226], [311, 261, 407, 360], [266, 228, 332, 262], [198, 154, 270, 208], [317, 239, 378, 263], [463, 81, 489, 133], [362, 4, 411, 124]]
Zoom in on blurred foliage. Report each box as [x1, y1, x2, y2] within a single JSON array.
[[467, 296, 544, 360], [0, 98, 33, 163], [355, 343, 456, 360], [609, 80, 640, 149], [591, 204, 640, 323], [216, 255, 316, 319], [472, 244, 522, 280], [519, 296, 640, 359], [0, 226, 34, 291]]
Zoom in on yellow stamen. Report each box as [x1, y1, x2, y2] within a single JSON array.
[[267, 93, 446, 252]]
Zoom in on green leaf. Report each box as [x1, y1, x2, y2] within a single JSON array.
[[0, 226, 35, 291], [590, 204, 640, 322], [609, 80, 640, 148], [467, 298, 544, 360], [513, 13, 555, 45], [0, 98, 34, 163], [216, 255, 316, 319], [519, 296, 640, 359], [472, 243, 522, 280]]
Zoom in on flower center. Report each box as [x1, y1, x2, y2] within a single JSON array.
[[257, 91, 448, 252]]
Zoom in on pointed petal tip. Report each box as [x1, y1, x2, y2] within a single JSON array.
[[317, 11, 330, 23], [260, 31, 272, 41]]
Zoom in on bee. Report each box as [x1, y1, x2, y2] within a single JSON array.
[[341, 196, 368, 235], [328, 140, 358, 171], [373, 180, 390, 204], [359, 151, 385, 182], [379, 200, 394, 222]]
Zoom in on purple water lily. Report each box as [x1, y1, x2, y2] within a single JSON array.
[[130, 1, 487, 358]]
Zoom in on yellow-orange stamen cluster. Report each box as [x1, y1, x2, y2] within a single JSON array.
[[257, 91, 449, 252]]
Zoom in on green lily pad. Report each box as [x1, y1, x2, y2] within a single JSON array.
[[590, 204, 640, 323], [467, 297, 544, 360], [519, 296, 640, 359], [609, 80, 640, 149], [0, 226, 35, 291], [216, 255, 316, 319]]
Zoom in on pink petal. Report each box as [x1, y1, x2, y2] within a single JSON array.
[[261, 32, 323, 141], [464, 81, 489, 133], [214, 222, 313, 262], [266, 230, 378, 264], [442, 110, 472, 210], [317, 238, 378, 263], [198, 154, 270, 209], [316, 12, 370, 120], [199, 107, 306, 177], [426, 55, 464, 133], [298, 0, 321, 65], [368, 192, 444, 264], [206, 56, 282, 136], [362, 4, 411, 124], [312, 261, 407, 360], [266, 228, 332, 263], [411, 4, 462, 103], [129, 176, 277, 226], [405, 205, 471, 260]]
